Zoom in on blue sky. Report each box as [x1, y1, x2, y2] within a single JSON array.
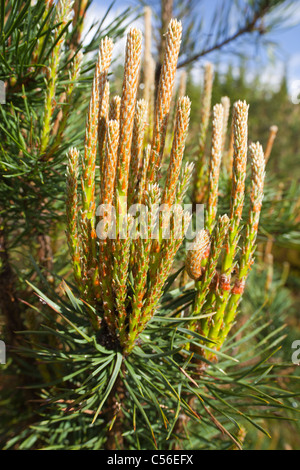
[[86, 0, 300, 94]]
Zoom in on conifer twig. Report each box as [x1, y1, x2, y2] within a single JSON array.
[[192, 62, 213, 205], [206, 103, 224, 233], [147, 19, 182, 182], [117, 28, 142, 199], [219, 142, 265, 343]]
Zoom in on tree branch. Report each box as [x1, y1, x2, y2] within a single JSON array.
[[177, 3, 272, 69]]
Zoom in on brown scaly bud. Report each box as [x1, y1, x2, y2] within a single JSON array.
[[162, 96, 191, 207], [264, 125, 278, 164], [185, 230, 210, 281], [147, 19, 182, 182], [219, 273, 231, 292], [117, 28, 143, 198], [231, 278, 246, 295]]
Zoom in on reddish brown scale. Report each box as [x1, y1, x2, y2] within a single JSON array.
[[209, 272, 219, 292], [219, 274, 231, 291], [232, 279, 245, 295]]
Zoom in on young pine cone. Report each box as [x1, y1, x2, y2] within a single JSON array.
[[185, 230, 210, 281]]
